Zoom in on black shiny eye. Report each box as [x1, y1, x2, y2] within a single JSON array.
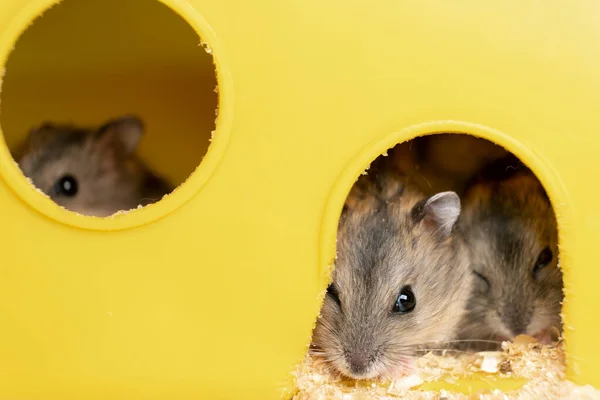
[[54, 175, 78, 197], [534, 247, 553, 273], [473, 270, 491, 290], [393, 286, 416, 314], [326, 284, 341, 307]]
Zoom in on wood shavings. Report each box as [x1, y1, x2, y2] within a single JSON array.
[[291, 338, 600, 399], [479, 352, 501, 373], [388, 374, 423, 393]]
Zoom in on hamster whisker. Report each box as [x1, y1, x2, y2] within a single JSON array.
[[433, 339, 505, 345], [308, 347, 326, 356], [413, 348, 473, 355]]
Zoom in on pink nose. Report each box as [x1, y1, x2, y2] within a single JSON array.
[[495, 335, 511, 343]]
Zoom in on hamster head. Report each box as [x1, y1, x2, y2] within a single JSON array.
[[459, 163, 563, 347], [311, 165, 472, 380], [18, 115, 154, 217]]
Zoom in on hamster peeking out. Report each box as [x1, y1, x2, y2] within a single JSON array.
[[456, 155, 563, 350], [17, 115, 173, 217], [310, 157, 472, 379]]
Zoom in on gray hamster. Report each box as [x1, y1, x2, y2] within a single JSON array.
[[17, 115, 173, 217], [391, 134, 509, 196], [457, 155, 563, 350], [310, 157, 472, 380]]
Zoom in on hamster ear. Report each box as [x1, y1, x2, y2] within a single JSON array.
[[411, 191, 461, 239], [343, 183, 367, 212], [25, 122, 57, 149], [95, 115, 144, 155]]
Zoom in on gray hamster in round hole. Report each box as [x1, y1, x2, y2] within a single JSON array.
[[310, 157, 473, 380], [17, 115, 173, 217], [456, 155, 563, 350]]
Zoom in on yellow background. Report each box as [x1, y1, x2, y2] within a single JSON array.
[[0, 0, 598, 398]]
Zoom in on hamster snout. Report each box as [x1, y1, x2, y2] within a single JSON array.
[[311, 162, 472, 379], [17, 115, 173, 217], [458, 158, 563, 349]]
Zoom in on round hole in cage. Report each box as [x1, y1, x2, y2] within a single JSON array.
[[307, 124, 566, 396], [0, 0, 231, 230]]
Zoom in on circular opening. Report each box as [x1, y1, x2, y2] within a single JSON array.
[[303, 124, 566, 395], [0, 0, 230, 229]]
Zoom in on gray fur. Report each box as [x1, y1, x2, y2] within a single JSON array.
[[311, 161, 472, 380], [457, 168, 563, 350], [17, 115, 173, 217]]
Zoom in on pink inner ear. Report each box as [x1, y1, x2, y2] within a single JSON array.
[[421, 213, 442, 232], [96, 126, 142, 157], [96, 128, 120, 150], [94, 142, 119, 171], [94, 116, 144, 155], [421, 192, 461, 237], [92, 130, 129, 166], [421, 212, 455, 239]]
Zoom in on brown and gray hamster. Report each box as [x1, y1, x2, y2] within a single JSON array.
[[457, 155, 563, 350], [17, 115, 173, 217], [391, 134, 509, 196], [310, 157, 473, 380]]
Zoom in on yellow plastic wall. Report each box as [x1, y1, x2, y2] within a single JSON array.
[[0, 0, 598, 398]]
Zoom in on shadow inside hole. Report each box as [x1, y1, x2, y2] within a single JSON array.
[[0, 0, 217, 217]]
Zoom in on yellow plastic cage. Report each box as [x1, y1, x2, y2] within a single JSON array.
[[0, 0, 598, 398]]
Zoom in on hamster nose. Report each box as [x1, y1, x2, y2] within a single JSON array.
[[347, 351, 370, 375], [500, 311, 531, 338], [495, 334, 510, 343]]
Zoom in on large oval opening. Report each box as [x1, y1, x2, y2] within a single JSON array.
[[0, 0, 219, 223], [296, 130, 567, 397]]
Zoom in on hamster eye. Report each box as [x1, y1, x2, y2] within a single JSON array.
[[54, 175, 78, 197], [326, 284, 341, 307], [393, 286, 416, 314], [533, 247, 553, 273], [473, 270, 491, 290]]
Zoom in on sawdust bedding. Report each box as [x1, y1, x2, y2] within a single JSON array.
[[290, 336, 600, 399]]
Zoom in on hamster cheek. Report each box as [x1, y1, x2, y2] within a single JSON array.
[[528, 298, 562, 344]]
